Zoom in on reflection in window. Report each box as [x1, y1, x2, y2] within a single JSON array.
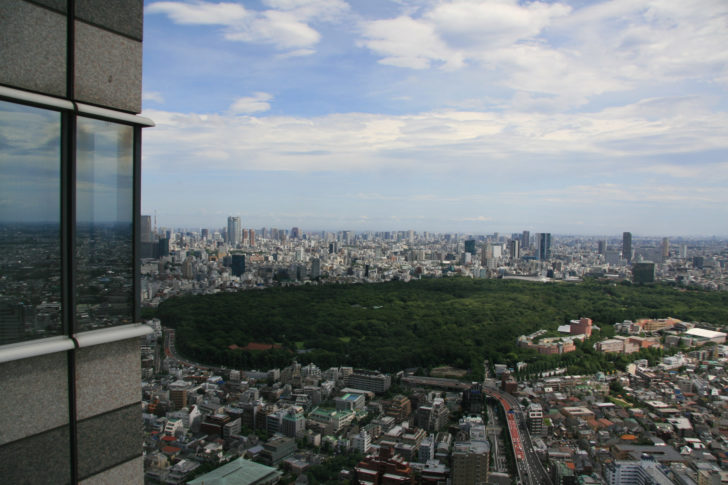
[[0, 100, 62, 344], [76, 117, 134, 330]]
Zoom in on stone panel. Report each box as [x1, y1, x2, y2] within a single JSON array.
[[77, 404, 142, 480], [0, 351, 69, 445], [74, 21, 142, 113], [80, 455, 143, 485], [75, 0, 143, 41], [75, 337, 141, 420], [0, 0, 66, 97], [0, 424, 71, 485], [28, 0, 67, 12]]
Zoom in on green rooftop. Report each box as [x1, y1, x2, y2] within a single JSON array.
[[187, 458, 282, 485]]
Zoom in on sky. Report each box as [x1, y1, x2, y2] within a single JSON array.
[[140, 0, 728, 236]]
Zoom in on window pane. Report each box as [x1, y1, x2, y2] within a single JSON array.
[[0, 100, 62, 344], [76, 117, 134, 330]]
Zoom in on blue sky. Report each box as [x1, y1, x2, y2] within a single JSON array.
[[140, 0, 728, 236]]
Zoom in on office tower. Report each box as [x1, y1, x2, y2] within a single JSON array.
[[231, 254, 246, 277], [201, 228, 209, 239], [227, 216, 242, 245], [158, 238, 170, 257], [538, 233, 551, 260], [464, 239, 476, 255], [509, 239, 520, 259], [679, 244, 688, 259], [522, 230, 530, 249], [140, 214, 156, 258], [141, 215, 153, 243], [311, 258, 321, 279], [661, 237, 669, 260], [0, 1, 152, 483], [623, 231, 632, 262], [290, 227, 301, 239], [598, 240, 606, 254], [633, 262, 656, 283]]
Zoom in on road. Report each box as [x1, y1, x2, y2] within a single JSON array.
[[484, 385, 552, 485]]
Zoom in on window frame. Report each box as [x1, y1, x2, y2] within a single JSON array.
[[0, 85, 153, 356]]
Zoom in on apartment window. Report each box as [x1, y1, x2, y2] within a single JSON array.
[[0, 100, 62, 344], [0, 94, 146, 346]]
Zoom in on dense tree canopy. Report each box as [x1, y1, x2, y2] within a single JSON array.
[[156, 278, 728, 376]]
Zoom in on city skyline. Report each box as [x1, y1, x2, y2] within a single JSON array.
[[140, 0, 728, 236]]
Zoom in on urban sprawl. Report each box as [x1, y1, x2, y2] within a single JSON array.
[[140, 217, 728, 484]]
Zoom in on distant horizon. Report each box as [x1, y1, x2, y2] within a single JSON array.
[[145, 217, 727, 240]]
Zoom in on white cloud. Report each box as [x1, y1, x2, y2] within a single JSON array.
[[141, 96, 728, 180], [146, 1, 248, 25], [357, 0, 728, 107], [143, 91, 165, 103], [147, 0, 348, 52], [262, 0, 349, 22], [426, 0, 570, 48], [230, 92, 274, 114], [360, 16, 463, 70]]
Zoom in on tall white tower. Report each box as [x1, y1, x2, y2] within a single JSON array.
[[227, 216, 242, 245]]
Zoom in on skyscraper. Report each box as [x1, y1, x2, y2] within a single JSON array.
[[509, 239, 520, 259], [231, 253, 246, 277], [522, 230, 530, 250], [538, 233, 551, 260], [0, 1, 153, 483], [141, 215, 153, 243], [464, 239, 476, 255], [661, 237, 669, 260], [623, 232, 633, 262], [227, 216, 242, 245]]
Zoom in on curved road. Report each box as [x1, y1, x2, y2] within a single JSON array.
[[484, 386, 552, 485]]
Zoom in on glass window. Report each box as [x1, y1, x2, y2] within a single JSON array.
[[0, 100, 62, 344], [76, 117, 134, 330]]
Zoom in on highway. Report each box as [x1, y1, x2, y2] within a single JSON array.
[[484, 385, 552, 485]]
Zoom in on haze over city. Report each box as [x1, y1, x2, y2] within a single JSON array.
[[140, 0, 728, 236]]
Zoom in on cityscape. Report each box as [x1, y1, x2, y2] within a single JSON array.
[[134, 216, 728, 484], [2, 0, 728, 484], [139, 217, 728, 307]]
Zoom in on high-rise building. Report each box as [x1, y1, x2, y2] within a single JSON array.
[[661, 237, 669, 260], [141, 215, 153, 243], [623, 232, 633, 262], [598, 240, 607, 254], [509, 239, 520, 259], [522, 230, 530, 249], [632, 262, 656, 283], [679, 244, 688, 259], [464, 239, 476, 255], [311, 258, 321, 279], [538, 233, 551, 260], [231, 253, 246, 277], [227, 216, 242, 245], [249, 228, 255, 247], [0, 1, 153, 483]]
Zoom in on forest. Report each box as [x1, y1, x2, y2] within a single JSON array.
[[155, 278, 728, 379]]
